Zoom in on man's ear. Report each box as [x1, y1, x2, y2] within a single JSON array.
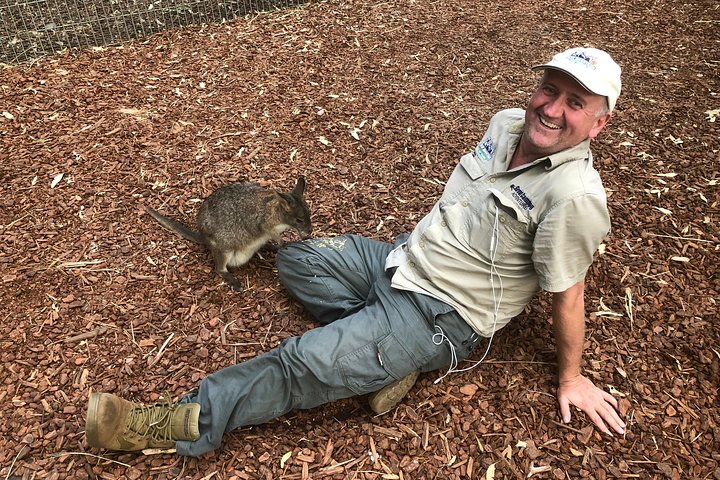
[[589, 112, 612, 139]]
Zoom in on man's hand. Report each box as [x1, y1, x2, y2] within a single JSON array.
[[558, 373, 626, 436], [551, 281, 626, 437]]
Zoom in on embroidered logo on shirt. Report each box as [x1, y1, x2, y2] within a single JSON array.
[[475, 138, 495, 161], [510, 184, 535, 211]]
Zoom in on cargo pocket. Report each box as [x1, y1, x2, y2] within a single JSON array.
[[338, 332, 419, 395]]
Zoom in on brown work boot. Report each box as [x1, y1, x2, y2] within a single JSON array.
[[85, 392, 200, 451], [368, 371, 420, 414]]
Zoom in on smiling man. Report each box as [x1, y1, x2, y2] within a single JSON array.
[[513, 50, 616, 168], [504, 48, 622, 432], [85, 47, 626, 456]]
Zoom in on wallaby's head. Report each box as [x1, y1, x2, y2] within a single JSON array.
[[279, 176, 312, 239]]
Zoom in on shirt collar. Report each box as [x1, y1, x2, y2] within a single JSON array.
[[545, 139, 592, 168]]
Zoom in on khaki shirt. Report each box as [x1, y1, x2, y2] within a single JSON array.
[[386, 108, 611, 336]]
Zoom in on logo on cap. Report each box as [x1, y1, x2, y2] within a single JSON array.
[[568, 50, 598, 70]]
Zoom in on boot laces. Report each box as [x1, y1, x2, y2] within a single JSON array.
[[127, 397, 176, 442]]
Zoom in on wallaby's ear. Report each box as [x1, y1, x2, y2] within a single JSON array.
[[277, 193, 293, 211], [291, 176, 306, 198]]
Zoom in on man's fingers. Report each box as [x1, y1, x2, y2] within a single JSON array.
[[559, 397, 572, 423], [601, 390, 619, 408], [597, 393, 626, 432], [589, 411, 611, 436], [592, 398, 625, 436], [557, 375, 627, 435], [601, 402, 626, 434], [610, 419, 626, 435]]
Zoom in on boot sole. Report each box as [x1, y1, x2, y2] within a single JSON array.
[[369, 371, 420, 414], [85, 392, 103, 448], [85, 392, 130, 449]]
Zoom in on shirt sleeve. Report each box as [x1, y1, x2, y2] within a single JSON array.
[[532, 193, 610, 292]]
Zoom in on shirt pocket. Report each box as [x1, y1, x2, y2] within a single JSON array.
[[441, 153, 488, 199], [459, 152, 486, 179], [465, 188, 532, 261]]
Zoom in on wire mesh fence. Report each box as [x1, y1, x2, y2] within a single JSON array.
[[0, 0, 307, 64]]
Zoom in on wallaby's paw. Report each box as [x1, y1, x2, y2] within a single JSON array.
[[220, 272, 243, 292], [261, 242, 280, 253], [277, 239, 303, 250], [227, 277, 243, 292]]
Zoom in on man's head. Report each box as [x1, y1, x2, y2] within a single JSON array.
[[533, 47, 622, 112], [519, 47, 622, 161]]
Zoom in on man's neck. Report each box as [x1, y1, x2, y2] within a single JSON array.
[[509, 140, 532, 170]]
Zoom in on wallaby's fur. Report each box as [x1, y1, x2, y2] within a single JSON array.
[[145, 177, 312, 291]]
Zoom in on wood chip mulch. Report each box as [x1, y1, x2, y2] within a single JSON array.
[[1, 0, 718, 478]]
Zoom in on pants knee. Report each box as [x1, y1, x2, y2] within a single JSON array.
[[276, 242, 302, 268], [276, 242, 321, 297]]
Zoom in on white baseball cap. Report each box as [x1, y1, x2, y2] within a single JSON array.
[[532, 47, 622, 111]]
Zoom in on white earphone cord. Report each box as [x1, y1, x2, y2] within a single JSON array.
[[434, 205, 503, 384]]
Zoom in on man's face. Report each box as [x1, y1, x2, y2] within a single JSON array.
[[522, 69, 612, 157]]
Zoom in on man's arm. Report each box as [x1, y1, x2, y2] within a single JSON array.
[[552, 280, 626, 436]]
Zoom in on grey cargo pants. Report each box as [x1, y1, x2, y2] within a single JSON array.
[[176, 234, 480, 456]]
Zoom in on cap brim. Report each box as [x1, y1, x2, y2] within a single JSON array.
[[532, 64, 605, 96]]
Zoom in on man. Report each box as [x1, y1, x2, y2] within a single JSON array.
[[85, 47, 627, 456]]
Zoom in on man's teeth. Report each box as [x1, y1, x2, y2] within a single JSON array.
[[540, 117, 561, 129]]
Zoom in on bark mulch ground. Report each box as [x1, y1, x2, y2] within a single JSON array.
[[1, 0, 718, 478]]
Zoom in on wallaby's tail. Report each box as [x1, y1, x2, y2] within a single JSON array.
[[144, 206, 204, 244]]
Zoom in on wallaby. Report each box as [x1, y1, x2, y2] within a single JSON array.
[[145, 176, 312, 291]]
